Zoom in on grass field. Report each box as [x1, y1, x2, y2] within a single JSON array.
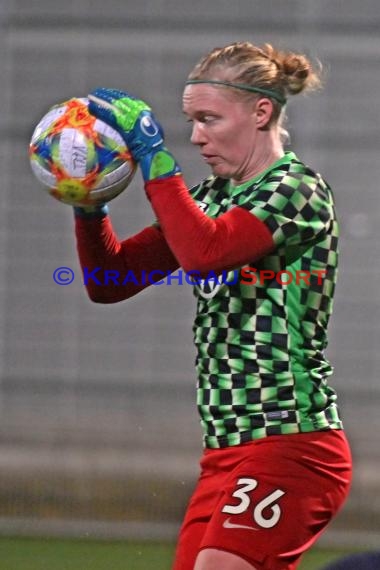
[[0, 537, 362, 569]]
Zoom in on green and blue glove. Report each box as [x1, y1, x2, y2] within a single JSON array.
[[88, 88, 181, 182]]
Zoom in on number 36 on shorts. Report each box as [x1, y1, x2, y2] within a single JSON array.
[[222, 478, 286, 529]]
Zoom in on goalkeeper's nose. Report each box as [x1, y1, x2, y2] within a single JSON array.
[[190, 121, 207, 146]]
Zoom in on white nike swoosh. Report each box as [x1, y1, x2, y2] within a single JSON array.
[[222, 518, 258, 531]]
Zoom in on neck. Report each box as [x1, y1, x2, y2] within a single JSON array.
[[232, 130, 284, 186]]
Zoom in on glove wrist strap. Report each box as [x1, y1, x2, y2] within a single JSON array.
[[73, 204, 109, 218], [139, 148, 181, 182]]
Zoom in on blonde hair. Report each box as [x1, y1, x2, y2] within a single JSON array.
[[187, 42, 322, 128]]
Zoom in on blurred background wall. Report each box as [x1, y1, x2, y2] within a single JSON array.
[[0, 0, 379, 547]]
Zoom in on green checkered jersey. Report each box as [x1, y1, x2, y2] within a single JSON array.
[[190, 152, 343, 449]]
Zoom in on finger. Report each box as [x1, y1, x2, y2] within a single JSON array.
[[88, 95, 118, 127], [88, 93, 116, 112], [89, 87, 135, 103]]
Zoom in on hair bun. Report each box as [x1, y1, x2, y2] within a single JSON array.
[[262, 44, 322, 95], [282, 54, 314, 94]]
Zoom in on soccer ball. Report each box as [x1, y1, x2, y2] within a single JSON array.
[[29, 97, 136, 206]]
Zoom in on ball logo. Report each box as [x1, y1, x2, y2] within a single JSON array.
[[140, 115, 159, 138]]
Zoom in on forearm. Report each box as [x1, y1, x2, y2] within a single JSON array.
[[86, 88, 274, 273], [145, 176, 275, 275], [75, 214, 179, 303]]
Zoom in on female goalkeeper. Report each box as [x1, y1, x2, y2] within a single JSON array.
[[74, 42, 352, 570]]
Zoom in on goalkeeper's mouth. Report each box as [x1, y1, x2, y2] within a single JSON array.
[[201, 153, 219, 164]]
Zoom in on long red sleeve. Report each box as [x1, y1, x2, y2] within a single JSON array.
[[75, 215, 179, 303], [75, 175, 274, 303], [145, 175, 275, 275]]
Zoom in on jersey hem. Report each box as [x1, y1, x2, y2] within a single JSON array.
[[203, 423, 344, 449]]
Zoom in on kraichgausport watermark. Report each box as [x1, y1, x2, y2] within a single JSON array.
[[53, 266, 326, 286]]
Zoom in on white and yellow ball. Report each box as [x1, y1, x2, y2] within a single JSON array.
[[29, 97, 136, 206]]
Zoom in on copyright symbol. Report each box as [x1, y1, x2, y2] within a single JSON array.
[[53, 267, 75, 285]]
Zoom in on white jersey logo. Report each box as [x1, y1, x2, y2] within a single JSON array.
[[194, 278, 224, 299], [222, 517, 258, 531], [192, 270, 238, 299]]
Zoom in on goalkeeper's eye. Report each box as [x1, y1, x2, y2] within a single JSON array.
[[184, 115, 217, 125], [200, 115, 217, 124]]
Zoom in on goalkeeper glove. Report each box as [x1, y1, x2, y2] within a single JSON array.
[[88, 88, 181, 183]]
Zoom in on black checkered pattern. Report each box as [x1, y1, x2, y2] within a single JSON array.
[[190, 152, 343, 448]]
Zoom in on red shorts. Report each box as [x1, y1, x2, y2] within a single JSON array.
[[173, 430, 352, 570]]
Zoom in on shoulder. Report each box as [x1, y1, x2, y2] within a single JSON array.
[[243, 154, 333, 207], [189, 176, 227, 200]]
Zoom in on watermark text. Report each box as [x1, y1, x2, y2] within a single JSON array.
[[53, 266, 326, 287]]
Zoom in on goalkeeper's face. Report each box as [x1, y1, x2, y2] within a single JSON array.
[[183, 83, 274, 184]]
